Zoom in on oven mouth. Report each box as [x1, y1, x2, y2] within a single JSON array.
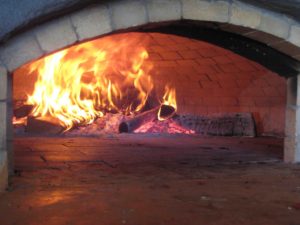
[[12, 31, 285, 138]]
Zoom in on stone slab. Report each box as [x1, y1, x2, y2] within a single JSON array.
[[182, 0, 230, 23], [284, 136, 300, 163], [286, 76, 300, 106], [70, 5, 112, 41], [34, 17, 77, 53], [109, 0, 147, 30], [285, 106, 300, 138], [0, 32, 42, 71], [0, 99, 10, 179], [0, 103, 7, 151], [0, 150, 8, 192], [284, 76, 300, 163], [146, 0, 181, 22], [230, 2, 262, 28], [2, 136, 292, 225], [0, 66, 7, 100], [258, 12, 290, 39], [289, 24, 300, 47]]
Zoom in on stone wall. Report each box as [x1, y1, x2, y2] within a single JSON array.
[[284, 76, 300, 162], [0, 67, 9, 192]]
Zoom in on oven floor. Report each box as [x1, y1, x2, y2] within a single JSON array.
[[1, 135, 300, 225]]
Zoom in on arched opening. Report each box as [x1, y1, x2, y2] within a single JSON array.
[[1, 1, 300, 223], [13, 30, 287, 138], [1, 15, 298, 191]]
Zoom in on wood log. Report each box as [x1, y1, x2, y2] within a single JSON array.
[[26, 116, 64, 135], [14, 105, 33, 118], [175, 112, 256, 137], [119, 106, 160, 133], [158, 104, 176, 120], [119, 104, 176, 133]]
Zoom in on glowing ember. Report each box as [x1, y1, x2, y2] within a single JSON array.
[[134, 119, 195, 134], [21, 34, 163, 130]]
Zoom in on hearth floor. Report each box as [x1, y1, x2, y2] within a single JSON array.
[[1, 135, 300, 225]]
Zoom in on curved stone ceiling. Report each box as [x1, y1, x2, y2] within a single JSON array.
[[0, 0, 300, 41]]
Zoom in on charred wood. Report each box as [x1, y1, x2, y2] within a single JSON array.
[[175, 112, 256, 137], [119, 106, 160, 133], [14, 105, 33, 118], [26, 116, 64, 135], [119, 104, 176, 133], [158, 104, 176, 120]]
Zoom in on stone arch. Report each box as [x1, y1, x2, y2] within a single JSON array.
[[1, 0, 300, 191], [0, 0, 300, 72]]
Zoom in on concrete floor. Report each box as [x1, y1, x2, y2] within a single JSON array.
[[1, 135, 300, 225]]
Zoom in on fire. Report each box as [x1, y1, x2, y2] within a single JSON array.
[[161, 85, 177, 110], [19, 33, 177, 131], [158, 85, 177, 121]]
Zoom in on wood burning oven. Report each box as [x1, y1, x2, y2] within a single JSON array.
[[1, 0, 300, 194]]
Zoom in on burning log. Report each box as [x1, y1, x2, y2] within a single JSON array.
[[14, 104, 33, 118], [26, 116, 64, 135], [119, 104, 176, 133], [119, 106, 160, 133], [158, 104, 176, 120]]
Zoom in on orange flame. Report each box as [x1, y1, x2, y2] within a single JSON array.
[[25, 34, 155, 130], [162, 85, 177, 109], [158, 85, 177, 121]]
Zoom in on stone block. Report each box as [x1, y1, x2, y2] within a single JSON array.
[[230, 2, 262, 28], [0, 151, 8, 192], [0, 103, 7, 151], [286, 76, 300, 106], [0, 32, 42, 71], [110, 0, 147, 30], [5, 75, 13, 175], [285, 106, 300, 137], [182, 0, 230, 23], [0, 66, 7, 100], [284, 75, 300, 163], [146, 0, 181, 22], [258, 12, 290, 39], [34, 17, 77, 53], [284, 137, 300, 163], [70, 5, 112, 41], [288, 24, 300, 47]]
